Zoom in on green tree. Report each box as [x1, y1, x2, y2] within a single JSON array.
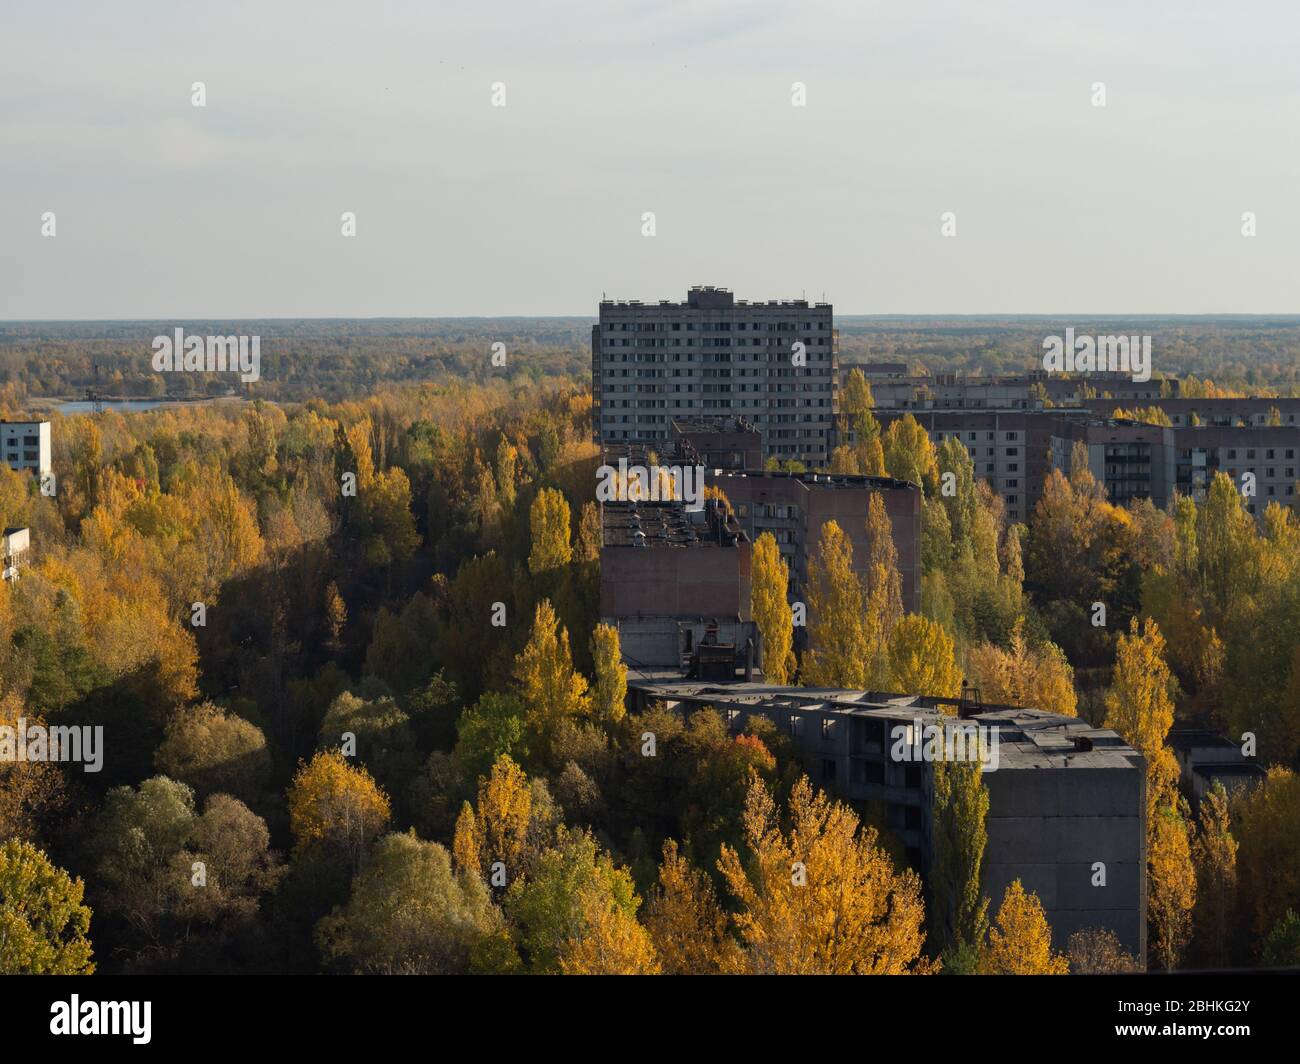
[[316, 831, 517, 974], [0, 840, 94, 974]]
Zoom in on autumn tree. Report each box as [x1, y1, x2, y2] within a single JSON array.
[[888, 614, 962, 697], [965, 621, 1078, 718], [506, 827, 652, 974], [1149, 800, 1197, 970], [287, 750, 391, 873], [1104, 617, 1180, 817], [324, 580, 347, 643], [978, 880, 1068, 974], [513, 600, 590, 759], [643, 839, 736, 975], [528, 487, 573, 575], [1191, 783, 1238, 968], [1235, 767, 1300, 948], [155, 701, 272, 806], [316, 831, 517, 974], [751, 532, 795, 684], [802, 520, 868, 688], [1066, 927, 1141, 973], [0, 840, 94, 975], [453, 754, 556, 887], [590, 623, 628, 724], [717, 776, 933, 974], [883, 414, 938, 494]]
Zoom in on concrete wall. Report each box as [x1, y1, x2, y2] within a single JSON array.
[[983, 764, 1146, 961], [600, 541, 751, 620]]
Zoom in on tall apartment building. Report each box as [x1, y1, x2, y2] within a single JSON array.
[[594, 287, 838, 465], [0, 421, 52, 478], [628, 678, 1147, 960]]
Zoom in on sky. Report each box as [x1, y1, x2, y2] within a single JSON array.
[[3, 0, 1299, 318]]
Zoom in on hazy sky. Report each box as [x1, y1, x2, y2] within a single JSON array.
[[4, 0, 1298, 318]]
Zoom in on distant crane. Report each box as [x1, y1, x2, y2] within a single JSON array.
[[84, 362, 104, 414]]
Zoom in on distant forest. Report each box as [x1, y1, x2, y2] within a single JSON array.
[[2, 315, 1300, 407], [836, 316, 1300, 395], [0, 319, 594, 405]]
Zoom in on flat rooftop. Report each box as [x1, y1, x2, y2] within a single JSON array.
[[629, 678, 1143, 772], [709, 468, 917, 492], [601, 500, 745, 549]]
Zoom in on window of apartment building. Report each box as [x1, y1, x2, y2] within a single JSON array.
[[1247, 449, 1256, 460], [1228, 450, 1237, 459], [1008, 494, 1018, 504], [725, 709, 740, 732], [821, 717, 834, 740], [1005, 447, 1019, 456], [788, 716, 803, 738], [821, 759, 837, 783], [1006, 479, 1018, 488]]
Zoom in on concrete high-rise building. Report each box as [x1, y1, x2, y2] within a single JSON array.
[[593, 286, 838, 465]]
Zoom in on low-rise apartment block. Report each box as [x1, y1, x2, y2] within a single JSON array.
[[628, 677, 1147, 961]]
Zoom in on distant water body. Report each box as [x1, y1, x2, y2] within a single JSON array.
[[42, 397, 251, 415]]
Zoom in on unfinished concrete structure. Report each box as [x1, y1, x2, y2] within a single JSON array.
[[627, 677, 1147, 961]]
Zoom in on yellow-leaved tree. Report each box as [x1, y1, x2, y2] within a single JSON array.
[[888, 614, 962, 697], [643, 839, 737, 975], [802, 520, 868, 688], [589, 623, 628, 724], [528, 487, 573, 575], [978, 879, 1068, 974], [513, 600, 590, 759], [717, 775, 934, 974], [751, 532, 796, 685], [287, 750, 391, 873]]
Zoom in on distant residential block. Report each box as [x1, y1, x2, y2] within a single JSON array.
[[0, 420, 52, 478]]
